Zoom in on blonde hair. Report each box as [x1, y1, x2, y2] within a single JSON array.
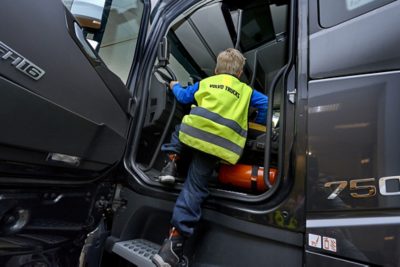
[[215, 48, 246, 77]]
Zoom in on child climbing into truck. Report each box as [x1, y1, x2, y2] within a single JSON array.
[[152, 48, 268, 267]]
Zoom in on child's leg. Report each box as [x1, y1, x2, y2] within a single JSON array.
[[161, 124, 184, 155], [171, 150, 218, 236]]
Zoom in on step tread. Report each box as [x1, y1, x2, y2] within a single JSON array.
[[112, 239, 160, 267]]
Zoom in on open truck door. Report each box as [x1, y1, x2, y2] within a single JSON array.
[[0, 0, 150, 265]]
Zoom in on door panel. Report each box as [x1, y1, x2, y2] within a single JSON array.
[[0, 77, 125, 174], [0, 0, 150, 266], [0, 0, 131, 177]]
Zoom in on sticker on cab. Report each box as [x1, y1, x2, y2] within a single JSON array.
[[308, 233, 321, 248], [322, 236, 337, 252]]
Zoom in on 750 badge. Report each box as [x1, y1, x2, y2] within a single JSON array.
[[324, 176, 400, 199]]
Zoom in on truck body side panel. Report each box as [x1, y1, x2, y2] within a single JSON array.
[[306, 1, 400, 265], [310, 0, 400, 79]]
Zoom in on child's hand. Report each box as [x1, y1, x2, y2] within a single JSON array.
[[169, 81, 179, 90]]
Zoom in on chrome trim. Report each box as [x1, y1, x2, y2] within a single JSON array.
[[307, 216, 400, 228], [0, 41, 45, 80]]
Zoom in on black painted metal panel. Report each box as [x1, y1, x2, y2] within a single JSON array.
[[307, 72, 400, 211], [306, 71, 400, 266], [306, 251, 369, 267], [0, 0, 130, 176], [310, 1, 400, 78], [306, 221, 400, 266]]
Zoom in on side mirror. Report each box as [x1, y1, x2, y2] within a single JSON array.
[[157, 37, 170, 67], [70, 0, 106, 31]]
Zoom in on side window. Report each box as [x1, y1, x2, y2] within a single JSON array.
[[62, 0, 144, 82], [318, 0, 395, 28], [239, 3, 275, 52]]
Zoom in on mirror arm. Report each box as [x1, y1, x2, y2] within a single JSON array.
[[157, 36, 170, 67]]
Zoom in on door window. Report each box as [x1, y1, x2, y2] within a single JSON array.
[[63, 0, 144, 82]]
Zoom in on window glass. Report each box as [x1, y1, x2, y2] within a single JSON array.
[[240, 4, 275, 52], [319, 0, 395, 28], [63, 0, 144, 82]]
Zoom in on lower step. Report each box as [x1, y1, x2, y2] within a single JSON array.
[[112, 239, 159, 267]]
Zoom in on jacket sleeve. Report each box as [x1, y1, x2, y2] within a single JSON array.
[[172, 82, 199, 104], [250, 90, 268, 125]]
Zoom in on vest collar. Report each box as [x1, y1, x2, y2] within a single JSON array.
[[214, 73, 240, 82]]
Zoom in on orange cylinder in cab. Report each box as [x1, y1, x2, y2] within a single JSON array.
[[218, 164, 277, 192]]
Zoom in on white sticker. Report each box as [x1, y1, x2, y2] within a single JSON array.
[[322, 236, 337, 252], [308, 234, 322, 248], [346, 0, 376, 11]]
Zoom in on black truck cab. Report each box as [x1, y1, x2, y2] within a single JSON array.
[[1, 0, 400, 266]]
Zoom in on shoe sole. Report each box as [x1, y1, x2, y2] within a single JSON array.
[[158, 175, 176, 184], [152, 254, 189, 267], [152, 254, 171, 267]]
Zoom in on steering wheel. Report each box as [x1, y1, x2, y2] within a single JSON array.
[[153, 65, 177, 87]]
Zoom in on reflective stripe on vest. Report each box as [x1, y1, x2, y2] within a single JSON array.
[[180, 123, 243, 155], [178, 74, 253, 164], [190, 107, 247, 138]]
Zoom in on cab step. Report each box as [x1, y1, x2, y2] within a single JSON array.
[[112, 239, 159, 267]]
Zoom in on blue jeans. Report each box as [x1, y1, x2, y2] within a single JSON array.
[[171, 150, 218, 237], [161, 125, 185, 155], [162, 125, 218, 237]]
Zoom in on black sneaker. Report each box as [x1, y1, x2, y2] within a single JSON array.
[[152, 229, 185, 267], [159, 156, 178, 184]]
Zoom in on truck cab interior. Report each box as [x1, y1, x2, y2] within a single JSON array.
[[134, 0, 290, 199]]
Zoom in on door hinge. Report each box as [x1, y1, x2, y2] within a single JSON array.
[[111, 184, 127, 212], [288, 88, 296, 104], [127, 97, 137, 116]]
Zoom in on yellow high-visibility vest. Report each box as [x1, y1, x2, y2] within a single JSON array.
[[179, 74, 253, 164]]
